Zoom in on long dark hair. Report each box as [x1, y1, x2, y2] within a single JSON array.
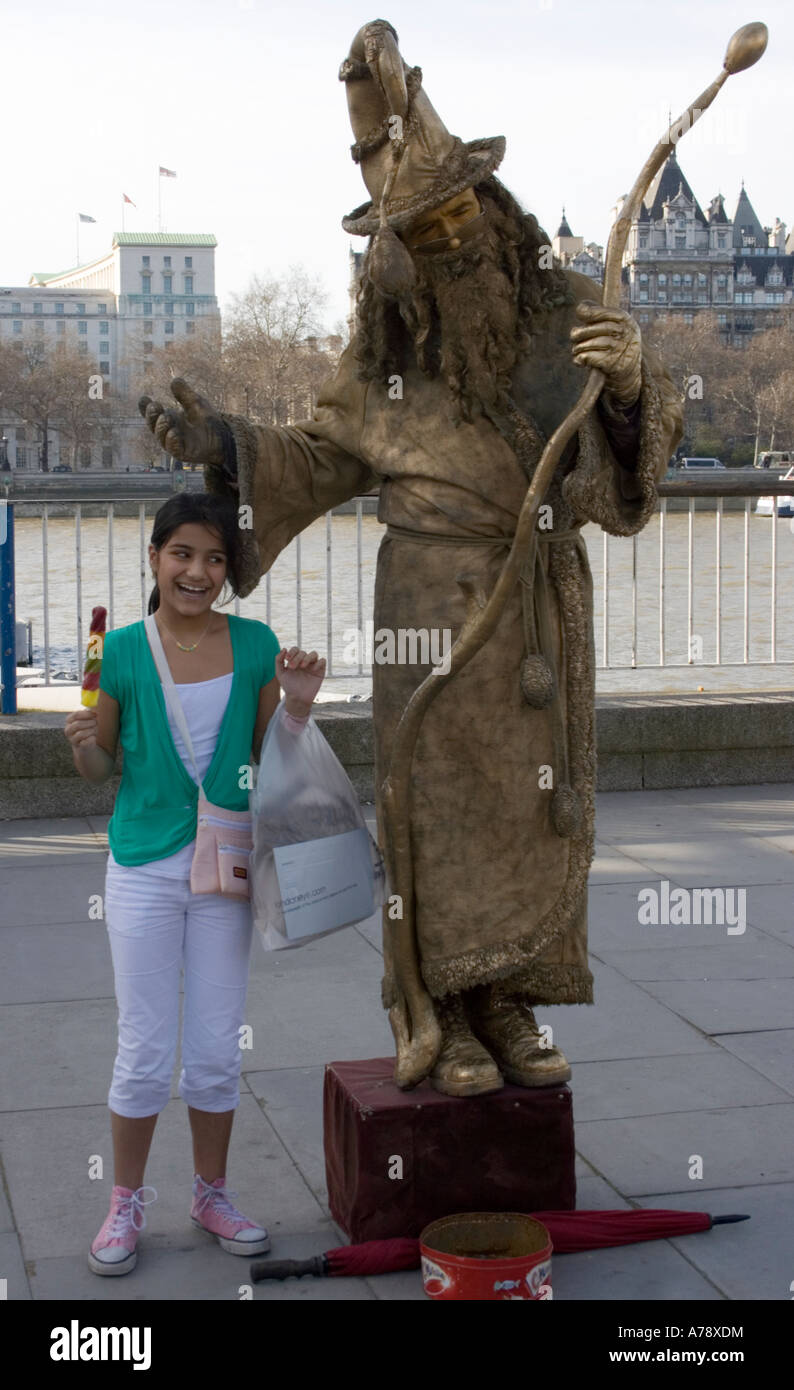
[[147, 492, 243, 615]]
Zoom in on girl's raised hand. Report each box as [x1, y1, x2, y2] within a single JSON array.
[[276, 647, 326, 711]]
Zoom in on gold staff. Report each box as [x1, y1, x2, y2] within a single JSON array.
[[381, 21, 769, 1090]]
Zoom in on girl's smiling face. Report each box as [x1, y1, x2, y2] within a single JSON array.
[[149, 523, 228, 617]]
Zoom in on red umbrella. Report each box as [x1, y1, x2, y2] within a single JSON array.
[[250, 1210, 748, 1281]]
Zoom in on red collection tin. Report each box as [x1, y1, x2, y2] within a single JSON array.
[[420, 1212, 553, 1301]]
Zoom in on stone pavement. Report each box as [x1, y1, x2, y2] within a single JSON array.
[[1, 785, 792, 1302]]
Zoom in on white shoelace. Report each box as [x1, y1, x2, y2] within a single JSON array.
[[107, 1185, 158, 1237], [193, 1176, 260, 1229]]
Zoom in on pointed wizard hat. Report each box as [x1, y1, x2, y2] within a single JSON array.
[[339, 20, 506, 293]]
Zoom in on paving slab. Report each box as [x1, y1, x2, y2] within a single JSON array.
[[640, 978, 794, 1034], [0, 818, 107, 863], [574, 1104, 794, 1196], [0, 1162, 15, 1235], [570, 1164, 634, 1212], [245, 928, 394, 1069], [568, 1051, 791, 1124], [712, 1031, 794, 1098], [538, 959, 712, 1063], [742, 883, 794, 946], [2, 1094, 321, 1266], [245, 1066, 327, 1202], [757, 832, 794, 857], [0, 859, 110, 929], [588, 842, 663, 885], [599, 930, 794, 982], [85, 815, 112, 837], [637, 1184, 794, 1302], [594, 786, 691, 821], [352, 915, 384, 955], [622, 784, 793, 808], [30, 1223, 376, 1302], [0, 1231, 31, 1301], [595, 789, 793, 842], [548, 1234, 725, 1301], [366, 1266, 427, 1300], [0, 921, 116, 1005], [0, 999, 141, 1111], [587, 880, 697, 953], [603, 834, 794, 887]]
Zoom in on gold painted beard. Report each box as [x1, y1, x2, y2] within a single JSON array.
[[396, 217, 523, 424]]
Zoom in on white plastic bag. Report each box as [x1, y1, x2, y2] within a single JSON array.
[[249, 701, 388, 951]]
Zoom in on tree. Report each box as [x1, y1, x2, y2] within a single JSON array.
[[0, 339, 93, 470], [643, 315, 794, 463], [717, 328, 794, 463], [144, 321, 229, 410], [223, 267, 334, 424], [50, 347, 106, 469]]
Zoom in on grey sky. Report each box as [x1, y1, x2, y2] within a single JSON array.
[[4, 1, 790, 329]]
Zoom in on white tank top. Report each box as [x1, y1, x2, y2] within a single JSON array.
[[107, 672, 234, 876]]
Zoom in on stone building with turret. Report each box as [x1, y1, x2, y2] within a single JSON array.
[[623, 149, 793, 345], [551, 210, 603, 282]]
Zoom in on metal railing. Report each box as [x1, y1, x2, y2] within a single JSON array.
[[619, 473, 794, 671], [2, 472, 793, 712]]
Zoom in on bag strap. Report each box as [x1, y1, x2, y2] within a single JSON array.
[[144, 613, 206, 797]]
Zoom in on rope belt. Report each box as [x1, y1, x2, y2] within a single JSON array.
[[384, 523, 582, 546]]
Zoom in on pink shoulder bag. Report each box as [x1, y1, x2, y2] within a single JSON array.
[[144, 613, 253, 899]]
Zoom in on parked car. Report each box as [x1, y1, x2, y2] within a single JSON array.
[[755, 466, 794, 518], [51, 464, 73, 473], [144, 465, 167, 473], [676, 457, 726, 469]]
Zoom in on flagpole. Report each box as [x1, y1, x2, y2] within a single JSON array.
[[158, 169, 162, 233], [122, 195, 125, 233], [76, 214, 79, 267]]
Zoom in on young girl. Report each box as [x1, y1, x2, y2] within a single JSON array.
[[64, 491, 325, 1277]]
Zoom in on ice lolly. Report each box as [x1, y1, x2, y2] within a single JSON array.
[[80, 606, 108, 707]]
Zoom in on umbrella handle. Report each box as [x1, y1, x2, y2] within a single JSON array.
[[249, 1255, 328, 1282]]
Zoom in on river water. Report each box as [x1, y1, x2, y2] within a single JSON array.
[[11, 511, 794, 696]]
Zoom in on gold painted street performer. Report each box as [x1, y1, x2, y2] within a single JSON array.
[[140, 20, 683, 1099]]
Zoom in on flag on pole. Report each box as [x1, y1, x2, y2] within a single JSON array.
[[159, 167, 177, 178], [123, 194, 136, 206], [78, 213, 96, 223]]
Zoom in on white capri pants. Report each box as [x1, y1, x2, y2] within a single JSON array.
[[104, 862, 253, 1118]]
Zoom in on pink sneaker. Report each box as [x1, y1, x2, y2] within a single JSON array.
[[190, 1174, 271, 1256], [88, 1184, 158, 1276]]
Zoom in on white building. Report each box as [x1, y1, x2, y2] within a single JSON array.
[[0, 232, 219, 470]]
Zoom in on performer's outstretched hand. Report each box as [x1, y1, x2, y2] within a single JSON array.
[[570, 303, 642, 408], [138, 378, 236, 485]]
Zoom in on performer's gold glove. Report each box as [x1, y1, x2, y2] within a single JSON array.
[[138, 378, 238, 489], [570, 303, 642, 410]]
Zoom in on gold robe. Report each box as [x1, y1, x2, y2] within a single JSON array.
[[206, 271, 682, 1005]]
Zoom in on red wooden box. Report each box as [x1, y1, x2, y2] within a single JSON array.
[[323, 1057, 575, 1242]]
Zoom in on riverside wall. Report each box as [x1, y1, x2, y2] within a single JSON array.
[[1, 692, 793, 819]]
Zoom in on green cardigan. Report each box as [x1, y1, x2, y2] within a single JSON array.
[[100, 614, 280, 865]]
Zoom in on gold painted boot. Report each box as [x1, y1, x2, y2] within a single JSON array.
[[429, 993, 504, 1098], [466, 982, 572, 1088]]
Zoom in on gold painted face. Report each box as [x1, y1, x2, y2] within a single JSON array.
[[402, 187, 482, 252]]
